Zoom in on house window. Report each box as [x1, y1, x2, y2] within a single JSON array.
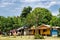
[[43, 29, 47, 32]]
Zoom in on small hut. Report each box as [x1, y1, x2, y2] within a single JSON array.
[[17, 25, 29, 35], [37, 24, 51, 36]]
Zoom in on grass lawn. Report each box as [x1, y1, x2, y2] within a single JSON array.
[[0, 35, 60, 40], [0, 35, 34, 40]]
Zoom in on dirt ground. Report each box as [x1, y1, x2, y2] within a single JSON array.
[[44, 37, 60, 40], [0, 35, 60, 40]]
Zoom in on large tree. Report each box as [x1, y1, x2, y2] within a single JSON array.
[[26, 7, 52, 26], [20, 6, 32, 26]]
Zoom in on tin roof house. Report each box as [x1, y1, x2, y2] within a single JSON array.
[[28, 24, 51, 36], [17, 25, 30, 35], [16, 24, 60, 37], [37, 24, 51, 36], [51, 26, 60, 36]]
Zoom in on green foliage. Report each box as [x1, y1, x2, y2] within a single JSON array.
[[26, 7, 52, 26], [34, 34, 44, 39], [21, 6, 32, 18], [50, 8, 60, 27], [0, 6, 60, 35], [50, 16, 58, 26], [20, 6, 32, 27], [0, 16, 23, 35], [50, 16, 60, 26]]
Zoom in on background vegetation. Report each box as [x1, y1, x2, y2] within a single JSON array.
[[0, 6, 60, 34]]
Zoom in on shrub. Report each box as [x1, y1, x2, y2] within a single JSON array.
[[34, 34, 44, 39]]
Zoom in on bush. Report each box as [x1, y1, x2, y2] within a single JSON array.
[[34, 34, 44, 39]]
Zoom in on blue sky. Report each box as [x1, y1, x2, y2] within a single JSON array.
[[0, 0, 60, 17]]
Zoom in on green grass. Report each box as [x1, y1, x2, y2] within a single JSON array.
[[0, 35, 34, 40], [0, 35, 60, 40]]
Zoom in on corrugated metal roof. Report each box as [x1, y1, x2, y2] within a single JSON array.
[[37, 24, 51, 29]]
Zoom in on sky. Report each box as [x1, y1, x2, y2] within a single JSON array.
[[0, 0, 60, 17]]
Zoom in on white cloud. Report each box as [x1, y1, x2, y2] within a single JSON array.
[[48, 1, 60, 8], [47, 1, 60, 8], [19, 0, 60, 9], [10, 7, 22, 13], [52, 12, 59, 16], [0, 2, 14, 7], [1, 0, 17, 3], [20, 0, 60, 2], [32, 1, 60, 9], [47, 1, 56, 8], [20, 0, 52, 2], [24, 0, 40, 2]]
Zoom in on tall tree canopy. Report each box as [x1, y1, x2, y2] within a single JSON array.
[[20, 6, 32, 18], [26, 7, 52, 26]]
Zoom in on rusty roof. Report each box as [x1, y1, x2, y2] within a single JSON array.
[[37, 24, 50, 29]]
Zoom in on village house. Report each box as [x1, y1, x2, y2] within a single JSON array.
[[16, 24, 60, 37], [37, 24, 51, 36], [25, 24, 51, 36], [17, 25, 30, 35], [16, 24, 51, 36]]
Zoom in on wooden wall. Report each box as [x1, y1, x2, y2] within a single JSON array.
[[38, 29, 50, 36]]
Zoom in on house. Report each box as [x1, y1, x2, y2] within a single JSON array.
[[16, 24, 60, 36], [17, 24, 51, 36], [51, 26, 60, 36], [37, 24, 51, 36], [17, 25, 29, 35]]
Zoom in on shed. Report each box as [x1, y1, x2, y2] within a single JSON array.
[[51, 26, 60, 36], [17, 25, 29, 35]]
